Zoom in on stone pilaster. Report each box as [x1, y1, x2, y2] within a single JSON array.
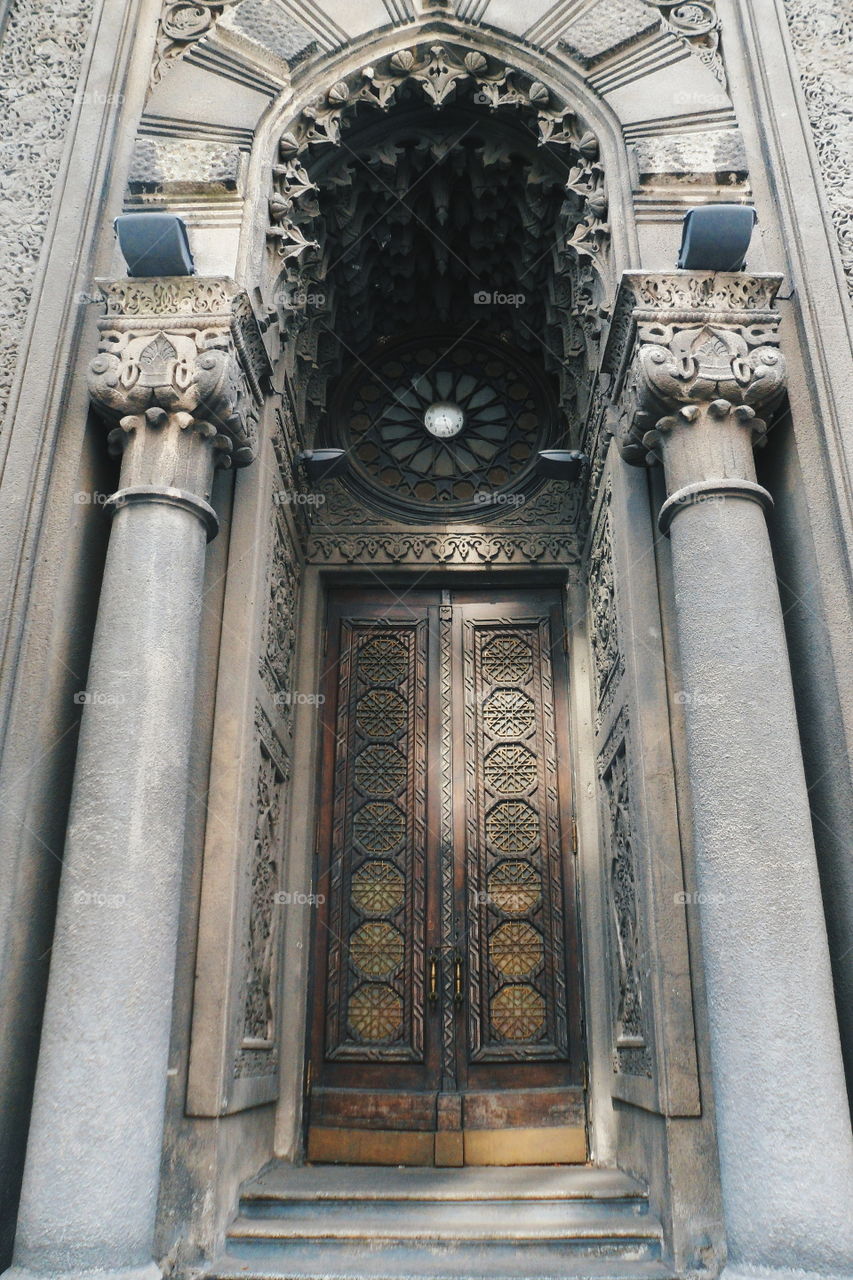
[[611, 271, 853, 1280], [5, 278, 268, 1280]]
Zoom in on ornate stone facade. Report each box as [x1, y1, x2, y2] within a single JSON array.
[[0, 0, 96, 432], [783, 0, 853, 296], [240, 705, 288, 1055], [599, 713, 652, 1079]]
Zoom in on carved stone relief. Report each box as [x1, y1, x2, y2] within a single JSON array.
[[558, 0, 725, 88], [588, 482, 624, 732], [260, 509, 300, 723], [151, 1, 236, 86], [599, 711, 653, 1079], [266, 42, 614, 445], [238, 705, 289, 1073], [0, 0, 96, 432], [783, 0, 853, 296], [87, 277, 268, 468]]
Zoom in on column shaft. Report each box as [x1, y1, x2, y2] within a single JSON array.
[[4, 275, 266, 1280], [611, 271, 853, 1279], [10, 497, 207, 1279], [669, 493, 853, 1276]]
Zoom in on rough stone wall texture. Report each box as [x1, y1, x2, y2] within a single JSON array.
[[0, 0, 96, 433], [783, 0, 853, 298]]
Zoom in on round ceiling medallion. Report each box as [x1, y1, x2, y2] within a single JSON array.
[[330, 334, 555, 519]]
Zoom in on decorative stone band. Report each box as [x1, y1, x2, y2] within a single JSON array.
[[603, 271, 788, 532], [657, 474, 774, 535], [106, 484, 220, 541], [87, 276, 271, 471]]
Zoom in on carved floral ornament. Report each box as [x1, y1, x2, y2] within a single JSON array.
[[87, 278, 271, 468]]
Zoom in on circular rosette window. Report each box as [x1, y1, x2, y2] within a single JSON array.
[[329, 335, 555, 520]]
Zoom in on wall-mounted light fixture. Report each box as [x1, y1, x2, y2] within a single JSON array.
[[677, 204, 757, 272], [114, 213, 195, 277], [295, 449, 349, 484], [536, 449, 589, 482]]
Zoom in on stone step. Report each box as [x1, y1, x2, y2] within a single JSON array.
[[239, 1164, 650, 1204], [228, 1201, 659, 1240], [209, 1248, 674, 1280], [205, 1164, 670, 1280]]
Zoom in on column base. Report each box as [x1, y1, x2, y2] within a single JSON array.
[[4, 1264, 162, 1280]]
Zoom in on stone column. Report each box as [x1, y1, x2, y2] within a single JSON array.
[[613, 272, 853, 1280], [6, 279, 268, 1280]]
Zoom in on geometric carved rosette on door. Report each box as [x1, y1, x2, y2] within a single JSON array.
[[324, 622, 428, 1061]]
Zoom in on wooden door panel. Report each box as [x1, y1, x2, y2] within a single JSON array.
[[311, 599, 440, 1104], [458, 607, 572, 1071], [309, 588, 585, 1163]]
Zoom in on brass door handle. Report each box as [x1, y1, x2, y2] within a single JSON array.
[[428, 952, 438, 1003], [453, 953, 463, 1004]]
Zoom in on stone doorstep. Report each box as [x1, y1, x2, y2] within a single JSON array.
[[203, 1163, 672, 1280]]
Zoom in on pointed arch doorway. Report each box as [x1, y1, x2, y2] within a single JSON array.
[[267, 39, 608, 1167]]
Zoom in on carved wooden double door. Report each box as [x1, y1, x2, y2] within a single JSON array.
[[307, 588, 585, 1165]]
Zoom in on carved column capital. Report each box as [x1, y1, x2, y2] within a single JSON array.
[[87, 277, 271, 537], [88, 276, 270, 466], [604, 272, 787, 531]]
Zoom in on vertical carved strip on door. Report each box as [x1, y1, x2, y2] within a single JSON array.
[[324, 620, 428, 1061], [463, 615, 570, 1061], [438, 603, 457, 1088]]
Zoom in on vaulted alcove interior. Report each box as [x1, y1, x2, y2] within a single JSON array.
[[266, 48, 612, 518]]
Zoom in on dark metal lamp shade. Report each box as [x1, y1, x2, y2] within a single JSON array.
[[114, 213, 195, 278], [677, 204, 758, 272]]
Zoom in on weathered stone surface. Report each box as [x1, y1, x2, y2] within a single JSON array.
[[128, 137, 245, 193], [0, 0, 95, 432], [560, 0, 659, 66], [783, 0, 853, 296], [632, 128, 747, 178], [221, 0, 318, 66]]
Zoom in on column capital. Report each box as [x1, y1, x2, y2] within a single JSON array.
[[603, 271, 787, 462], [602, 272, 788, 531], [87, 276, 272, 470]]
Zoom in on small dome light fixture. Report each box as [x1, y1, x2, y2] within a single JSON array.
[[424, 401, 466, 440]]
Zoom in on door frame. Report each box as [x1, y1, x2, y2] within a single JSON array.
[[272, 565, 609, 1166]]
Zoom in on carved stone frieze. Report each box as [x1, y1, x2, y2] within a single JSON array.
[[241, 704, 289, 1053], [87, 277, 270, 468], [306, 530, 581, 567], [0, 0, 96, 432], [588, 482, 624, 733], [599, 710, 653, 1079], [783, 0, 853, 296], [260, 509, 300, 719]]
